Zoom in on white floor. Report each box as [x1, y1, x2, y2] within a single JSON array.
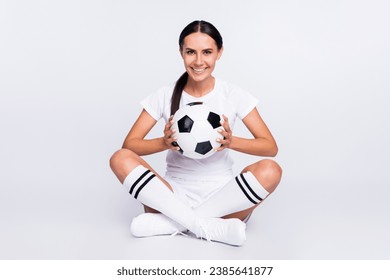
[[1, 151, 389, 260]]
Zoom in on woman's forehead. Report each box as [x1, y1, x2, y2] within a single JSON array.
[[182, 32, 218, 49]]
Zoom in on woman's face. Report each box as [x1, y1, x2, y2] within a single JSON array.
[[180, 32, 223, 84]]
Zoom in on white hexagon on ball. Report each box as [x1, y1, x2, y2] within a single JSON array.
[[171, 102, 224, 159]]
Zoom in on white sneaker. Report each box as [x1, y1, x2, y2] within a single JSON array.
[[130, 213, 187, 237], [130, 214, 246, 246], [195, 217, 246, 246]]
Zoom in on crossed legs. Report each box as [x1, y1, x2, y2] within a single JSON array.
[[110, 149, 249, 246], [110, 149, 282, 244]]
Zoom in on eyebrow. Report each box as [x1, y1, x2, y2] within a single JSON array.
[[185, 48, 214, 52]]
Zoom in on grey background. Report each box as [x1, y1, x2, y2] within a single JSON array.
[[1, 0, 389, 259]]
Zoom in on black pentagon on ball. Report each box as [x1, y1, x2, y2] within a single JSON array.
[[178, 115, 194, 133], [207, 112, 222, 129], [195, 141, 213, 155]]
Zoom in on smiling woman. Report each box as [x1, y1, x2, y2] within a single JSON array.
[[180, 32, 223, 96], [171, 21, 224, 113], [182, 35, 220, 80], [109, 20, 282, 246]]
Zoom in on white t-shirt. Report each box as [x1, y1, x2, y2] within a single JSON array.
[[141, 78, 258, 179]]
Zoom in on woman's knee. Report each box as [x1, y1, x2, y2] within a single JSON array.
[[109, 149, 140, 182], [245, 159, 282, 193], [110, 148, 133, 168]]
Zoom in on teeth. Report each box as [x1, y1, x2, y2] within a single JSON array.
[[193, 68, 206, 73]]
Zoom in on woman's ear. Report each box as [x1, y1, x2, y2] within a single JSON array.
[[217, 46, 224, 60]]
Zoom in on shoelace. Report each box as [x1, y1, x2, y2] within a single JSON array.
[[170, 230, 189, 237]]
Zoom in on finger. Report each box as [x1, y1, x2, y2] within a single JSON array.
[[215, 147, 224, 152], [164, 133, 179, 151], [220, 114, 231, 132], [214, 143, 226, 152], [166, 126, 176, 136], [216, 136, 230, 148], [165, 131, 177, 144], [164, 123, 170, 132], [165, 115, 174, 130], [217, 128, 229, 138], [169, 115, 174, 125], [221, 114, 229, 125], [171, 141, 181, 151]]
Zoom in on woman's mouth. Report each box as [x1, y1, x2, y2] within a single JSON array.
[[191, 67, 207, 73]]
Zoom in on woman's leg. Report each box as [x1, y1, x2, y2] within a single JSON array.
[[110, 148, 168, 214], [110, 148, 172, 189], [195, 159, 282, 221], [224, 159, 282, 220]]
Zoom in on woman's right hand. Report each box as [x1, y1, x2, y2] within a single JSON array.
[[163, 115, 180, 150]]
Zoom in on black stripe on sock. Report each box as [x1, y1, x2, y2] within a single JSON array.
[[240, 173, 263, 202], [129, 170, 151, 195], [235, 176, 257, 204], [134, 174, 156, 199]]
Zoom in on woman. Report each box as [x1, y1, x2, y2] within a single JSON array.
[[110, 20, 282, 246]]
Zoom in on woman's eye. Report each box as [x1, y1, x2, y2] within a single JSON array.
[[186, 50, 194, 55], [203, 50, 212, 55]]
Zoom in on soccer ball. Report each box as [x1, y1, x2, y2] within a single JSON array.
[[171, 102, 223, 159]]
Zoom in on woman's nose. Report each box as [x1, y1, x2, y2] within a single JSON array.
[[194, 54, 203, 65]]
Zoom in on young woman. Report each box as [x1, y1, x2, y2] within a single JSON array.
[[110, 20, 282, 246]]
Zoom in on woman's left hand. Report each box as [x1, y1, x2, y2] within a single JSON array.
[[215, 114, 233, 151]]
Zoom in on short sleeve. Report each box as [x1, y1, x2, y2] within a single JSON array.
[[140, 86, 172, 121], [231, 86, 258, 119]]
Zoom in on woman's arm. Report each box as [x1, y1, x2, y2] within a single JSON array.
[[217, 108, 278, 157], [122, 109, 176, 156]]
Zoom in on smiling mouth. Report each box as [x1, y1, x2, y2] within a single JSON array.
[[191, 67, 207, 73]]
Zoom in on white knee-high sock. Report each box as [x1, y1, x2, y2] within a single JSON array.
[[123, 165, 246, 246], [195, 171, 270, 218], [124, 165, 197, 232]]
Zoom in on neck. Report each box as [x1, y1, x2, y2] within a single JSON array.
[[185, 76, 215, 97]]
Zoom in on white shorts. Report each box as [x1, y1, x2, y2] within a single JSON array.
[[164, 173, 233, 209]]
